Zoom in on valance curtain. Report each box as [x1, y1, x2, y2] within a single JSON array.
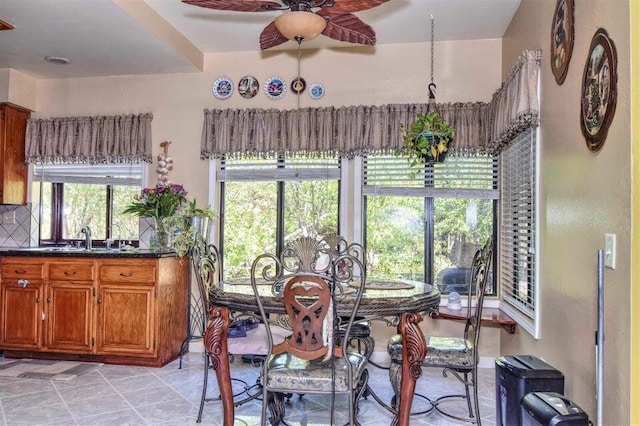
[[25, 113, 153, 164], [200, 49, 540, 159], [486, 49, 541, 153]]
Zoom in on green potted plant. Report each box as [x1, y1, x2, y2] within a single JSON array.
[[165, 199, 216, 257], [401, 110, 455, 167]]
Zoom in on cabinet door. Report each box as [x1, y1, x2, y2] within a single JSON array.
[[0, 281, 43, 349], [46, 281, 94, 353], [96, 284, 155, 356], [0, 103, 30, 205]]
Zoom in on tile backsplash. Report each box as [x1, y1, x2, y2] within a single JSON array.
[[0, 204, 151, 248], [0, 203, 37, 247]]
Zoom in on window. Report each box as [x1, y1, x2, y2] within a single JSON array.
[[33, 163, 143, 245], [363, 155, 498, 295], [217, 156, 340, 279], [499, 127, 539, 337]]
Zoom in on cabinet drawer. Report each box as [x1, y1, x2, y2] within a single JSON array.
[[49, 263, 94, 281], [100, 265, 156, 284], [1, 262, 44, 279]]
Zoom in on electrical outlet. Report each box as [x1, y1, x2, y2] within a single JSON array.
[[604, 233, 616, 269], [2, 211, 15, 225]]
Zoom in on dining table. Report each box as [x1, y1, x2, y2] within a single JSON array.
[[205, 278, 441, 426]]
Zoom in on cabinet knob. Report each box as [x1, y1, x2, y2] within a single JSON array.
[[46, 297, 51, 303], [35, 297, 40, 303], [119, 272, 133, 277], [15, 270, 27, 274], [64, 271, 77, 276], [97, 298, 102, 304]]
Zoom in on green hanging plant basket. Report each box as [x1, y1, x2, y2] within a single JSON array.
[[401, 111, 455, 166]]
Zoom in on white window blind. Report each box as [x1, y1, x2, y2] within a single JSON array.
[[33, 163, 144, 186], [363, 155, 499, 199], [499, 127, 539, 337], [217, 157, 341, 182]]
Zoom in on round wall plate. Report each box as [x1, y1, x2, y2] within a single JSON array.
[[291, 77, 306, 95], [309, 82, 325, 100], [264, 76, 286, 100], [238, 75, 259, 99], [212, 76, 233, 100]]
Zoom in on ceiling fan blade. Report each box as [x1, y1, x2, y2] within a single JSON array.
[[260, 21, 289, 50], [182, 0, 281, 12], [328, 0, 390, 13], [317, 11, 376, 45]]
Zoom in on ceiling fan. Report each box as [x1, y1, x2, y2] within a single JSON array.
[[182, 0, 390, 50]]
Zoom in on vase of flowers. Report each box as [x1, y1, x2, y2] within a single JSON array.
[[123, 183, 187, 251]]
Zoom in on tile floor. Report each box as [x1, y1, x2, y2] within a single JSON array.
[[0, 352, 496, 426]]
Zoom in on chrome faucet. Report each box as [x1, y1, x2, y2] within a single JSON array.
[[81, 226, 92, 250]]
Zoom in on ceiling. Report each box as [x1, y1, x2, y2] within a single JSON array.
[[0, 0, 521, 80]]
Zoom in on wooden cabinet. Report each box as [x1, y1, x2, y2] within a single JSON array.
[[47, 262, 96, 353], [0, 259, 45, 349], [97, 260, 156, 356], [0, 103, 30, 205], [0, 255, 188, 367]]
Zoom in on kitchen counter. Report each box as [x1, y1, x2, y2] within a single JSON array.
[[0, 247, 179, 258], [0, 249, 188, 366]]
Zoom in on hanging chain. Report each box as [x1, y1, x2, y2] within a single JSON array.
[[430, 14, 434, 85]]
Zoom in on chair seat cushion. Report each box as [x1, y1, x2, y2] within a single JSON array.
[[265, 352, 367, 393], [387, 334, 474, 368], [228, 324, 289, 356]]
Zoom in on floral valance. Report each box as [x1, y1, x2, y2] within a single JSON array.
[[25, 113, 153, 164], [200, 50, 540, 159]]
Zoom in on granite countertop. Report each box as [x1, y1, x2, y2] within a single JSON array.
[[0, 247, 179, 258]]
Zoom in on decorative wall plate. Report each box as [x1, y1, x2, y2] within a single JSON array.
[[238, 75, 259, 99], [580, 28, 617, 152], [264, 76, 286, 100], [550, 0, 574, 85], [309, 82, 325, 100], [212, 76, 234, 100], [290, 77, 306, 95]]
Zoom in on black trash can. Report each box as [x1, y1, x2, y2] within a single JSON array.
[[521, 392, 589, 425], [495, 355, 565, 426]]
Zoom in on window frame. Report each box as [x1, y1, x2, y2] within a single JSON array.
[[33, 162, 145, 247], [498, 127, 540, 338], [216, 155, 342, 279], [362, 154, 499, 296]]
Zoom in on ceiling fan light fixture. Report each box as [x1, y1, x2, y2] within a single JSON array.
[[274, 11, 327, 42]]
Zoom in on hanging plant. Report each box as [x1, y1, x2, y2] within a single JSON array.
[[400, 15, 455, 172], [401, 110, 455, 166]]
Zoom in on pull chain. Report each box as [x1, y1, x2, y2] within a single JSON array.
[[297, 37, 302, 110]]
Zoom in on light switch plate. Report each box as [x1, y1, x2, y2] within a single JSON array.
[[604, 233, 616, 269], [2, 211, 15, 225]]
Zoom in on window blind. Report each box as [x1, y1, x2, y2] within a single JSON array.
[[499, 127, 538, 335], [33, 163, 144, 186], [363, 155, 499, 199], [217, 156, 341, 182]]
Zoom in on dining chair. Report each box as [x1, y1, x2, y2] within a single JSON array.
[[250, 236, 370, 426], [321, 233, 374, 358], [386, 238, 494, 425], [194, 236, 284, 423]]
